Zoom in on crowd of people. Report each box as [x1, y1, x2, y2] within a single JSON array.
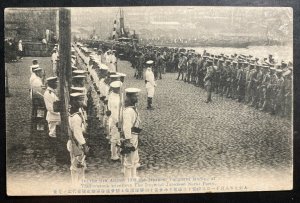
[[5, 38, 24, 62], [105, 43, 292, 117], [28, 39, 293, 186], [30, 42, 146, 186]]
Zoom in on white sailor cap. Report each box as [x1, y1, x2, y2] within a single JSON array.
[[46, 76, 58, 83], [110, 81, 122, 88], [116, 72, 126, 77], [71, 87, 85, 92], [32, 67, 43, 72], [73, 70, 87, 74], [70, 92, 85, 98], [100, 65, 108, 70], [283, 70, 292, 76], [30, 64, 39, 68], [73, 75, 86, 79], [146, 60, 154, 65], [110, 74, 121, 78], [72, 65, 78, 70], [125, 88, 141, 94]]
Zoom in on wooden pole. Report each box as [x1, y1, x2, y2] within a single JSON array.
[[58, 8, 71, 138]]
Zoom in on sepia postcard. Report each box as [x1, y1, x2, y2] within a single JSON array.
[[5, 6, 293, 195]]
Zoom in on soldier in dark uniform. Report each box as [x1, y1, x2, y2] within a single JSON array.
[[230, 61, 238, 100], [237, 61, 247, 102], [245, 62, 253, 104], [223, 60, 232, 98], [275, 69, 285, 116], [155, 52, 163, 80], [266, 67, 278, 114], [137, 52, 145, 80], [190, 53, 198, 84], [215, 58, 224, 94], [283, 67, 292, 117], [246, 64, 256, 105], [197, 55, 206, 88], [172, 51, 180, 73], [204, 59, 214, 103], [176, 53, 187, 81], [250, 64, 263, 108], [259, 65, 271, 111]]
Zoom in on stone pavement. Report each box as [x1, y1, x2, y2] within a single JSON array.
[[6, 57, 293, 184]]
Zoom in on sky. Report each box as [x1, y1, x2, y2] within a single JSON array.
[[70, 7, 292, 40]]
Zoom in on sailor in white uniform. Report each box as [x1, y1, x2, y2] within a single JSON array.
[[43, 77, 61, 138], [107, 81, 123, 160], [30, 67, 45, 117], [122, 88, 142, 179], [109, 50, 117, 73], [67, 92, 90, 185], [144, 60, 157, 110]]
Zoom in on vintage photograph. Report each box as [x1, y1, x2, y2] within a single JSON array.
[[5, 7, 293, 195]]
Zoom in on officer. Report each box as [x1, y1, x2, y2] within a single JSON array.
[[43, 77, 61, 138], [204, 59, 214, 103], [107, 81, 123, 160], [145, 60, 157, 110], [67, 92, 90, 185], [30, 67, 45, 118], [122, 88, 142, 179]]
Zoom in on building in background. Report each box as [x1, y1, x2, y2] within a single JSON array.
[[5, 8, 59, 56]]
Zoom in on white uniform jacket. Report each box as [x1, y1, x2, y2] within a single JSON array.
[[145, 69, 156, 97], [44, 87, 61, 122], [30, 74, 43, 99], [69, 112, 86, 145], [123, 106, 141, 149], [107, 92, 123, 123]]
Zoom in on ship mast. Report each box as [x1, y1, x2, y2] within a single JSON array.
[[119, 8, 127, 37]]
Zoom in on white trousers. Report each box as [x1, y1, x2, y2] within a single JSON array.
[[48, 121, 60, 137], [52, 63, 57, 76], [146, 86, 155, 98], [123, 149, 139, 178]]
